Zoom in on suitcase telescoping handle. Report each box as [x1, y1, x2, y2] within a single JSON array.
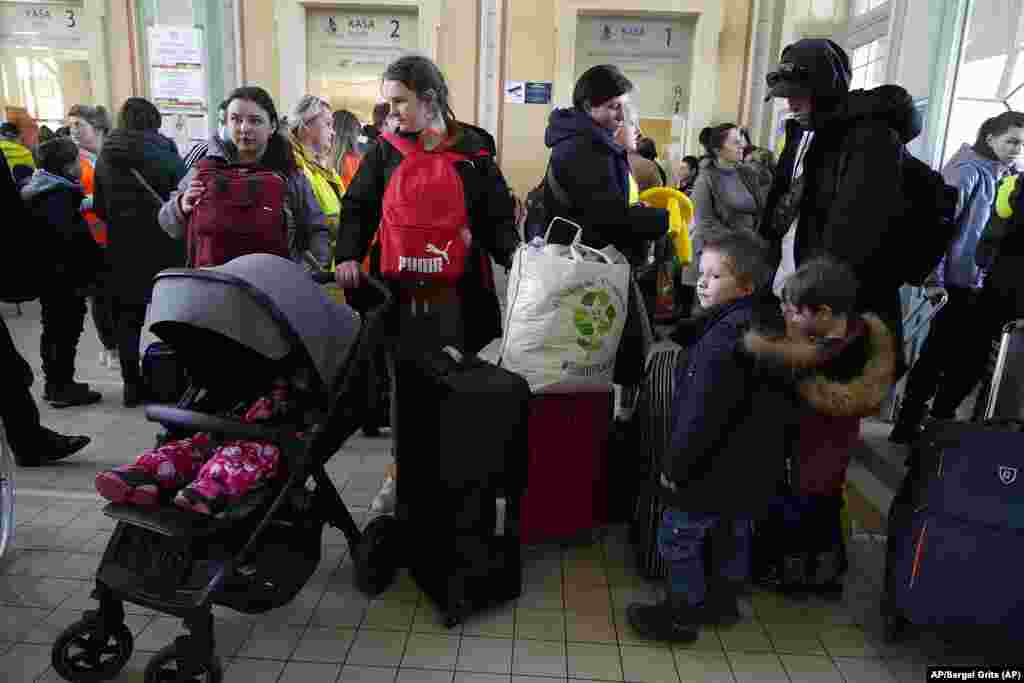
[[903, 287, 949, 342], [983, 319, 1024, 421]]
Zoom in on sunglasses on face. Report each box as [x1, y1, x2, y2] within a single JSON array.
[[766, 62, 812, 88]]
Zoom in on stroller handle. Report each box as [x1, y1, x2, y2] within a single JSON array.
[[313, 269, 393, 316]]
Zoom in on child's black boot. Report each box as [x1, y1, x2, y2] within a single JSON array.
[[626, 593, 700, 644]]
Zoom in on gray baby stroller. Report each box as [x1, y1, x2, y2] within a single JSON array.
[[51, 254, 391, 682]]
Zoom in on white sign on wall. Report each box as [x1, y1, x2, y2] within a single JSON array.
[[148, 26, 206, 111], [575, 15, 694, 119], [0, 2, 86, 49], [307, 8, 419, 122]]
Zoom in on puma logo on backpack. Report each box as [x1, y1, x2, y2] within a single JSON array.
[[372, 132, 483, 283], [187, 157, 290, 268]]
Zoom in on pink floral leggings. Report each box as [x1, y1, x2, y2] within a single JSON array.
[[100, 385, 290, 514]]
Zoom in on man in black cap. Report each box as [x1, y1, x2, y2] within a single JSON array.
[[761, 38, 922, 350], [0, 152, 92, 467]]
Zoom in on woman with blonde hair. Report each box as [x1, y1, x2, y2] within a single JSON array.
[[331, 109, 364, 189], [288, 95, 345, 267]]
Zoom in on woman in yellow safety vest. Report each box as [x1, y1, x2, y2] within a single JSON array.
[[288, 96, 345, 273]]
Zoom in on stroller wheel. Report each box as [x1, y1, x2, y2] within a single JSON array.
[[354, 515, 402, 597], [144, 640, 223, 683], [51, 617, 133, 682]]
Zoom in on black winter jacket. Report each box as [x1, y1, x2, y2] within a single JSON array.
[[95, 129, 186, 304], [762, 84, 922, 353], [544, 108, 667, 265], [20, 170, 103, 291], [334, 123, 520, 354]]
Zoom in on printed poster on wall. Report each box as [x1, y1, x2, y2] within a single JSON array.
[[148, 26, 206, 111]]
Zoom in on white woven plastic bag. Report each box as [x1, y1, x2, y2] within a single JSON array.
[[499, 218, 630, 393]]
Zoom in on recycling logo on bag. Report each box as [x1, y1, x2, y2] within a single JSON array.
[[574, 288, 618, 354]]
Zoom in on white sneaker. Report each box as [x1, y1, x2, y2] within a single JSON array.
[[107, 349, 120, 371], [370, 476, 397, 514]]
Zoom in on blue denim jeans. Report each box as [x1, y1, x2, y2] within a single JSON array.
[[657, 507, 752, 605]]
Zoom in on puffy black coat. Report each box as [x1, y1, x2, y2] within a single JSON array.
[[544, 108, 667, 265], [334, 123, 520, 354], [20, 170, 104, 292], [0, 152, 38, 302], [763, 84, 922, 355], [94, 129, 186, 304], [544, 108, 670, 386]]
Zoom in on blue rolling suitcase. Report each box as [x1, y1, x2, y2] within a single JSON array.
[[884, 421, 1024, 641]]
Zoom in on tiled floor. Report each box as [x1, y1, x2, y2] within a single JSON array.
[[1, 302, 1015, 683]]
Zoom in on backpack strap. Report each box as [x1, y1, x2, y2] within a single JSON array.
[[380, 131, 419, 158]]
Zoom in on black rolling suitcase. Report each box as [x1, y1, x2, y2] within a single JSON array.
[[630, 342, 686, 579], [357, 345, 531, 627]]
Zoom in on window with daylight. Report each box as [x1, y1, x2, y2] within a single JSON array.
[[850, 36, 889, 90], [943, 0, 1024, 165], [851, 0, 890, 16], [844, 0, 893, 92]]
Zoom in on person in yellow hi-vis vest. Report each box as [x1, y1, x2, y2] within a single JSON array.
[[289, 95, 346, 304]]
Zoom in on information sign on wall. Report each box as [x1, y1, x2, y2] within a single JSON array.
[[148, 26, 206, 111], [575, 15, 694, 119], [0, 2, 86, 49], [307, 8, 418, 122]]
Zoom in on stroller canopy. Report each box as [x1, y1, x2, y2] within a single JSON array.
[[147, 254, 361, 391]]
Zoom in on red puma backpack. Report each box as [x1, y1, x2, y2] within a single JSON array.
[[372, 132, 483, 283], [187, 157, 290, 267]]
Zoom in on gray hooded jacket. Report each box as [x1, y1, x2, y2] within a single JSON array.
[[936, 144, 1011, 290], [158, 134, 330, 270]]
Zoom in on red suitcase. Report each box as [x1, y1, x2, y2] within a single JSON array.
[[520, 391, 614, 545]]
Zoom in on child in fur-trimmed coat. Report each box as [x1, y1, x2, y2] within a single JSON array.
[[745, 257, 898, 596]]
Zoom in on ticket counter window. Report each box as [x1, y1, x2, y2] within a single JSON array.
[[307, 8, 418, 123], [0, 3, 93, 129]]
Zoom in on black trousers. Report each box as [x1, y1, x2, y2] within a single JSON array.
[[0, 317, 44, 465], [38, 289, 87, 387], [90, 293, 118, 351], [114, 301, 149, 387], [901, 286, 990, 421]]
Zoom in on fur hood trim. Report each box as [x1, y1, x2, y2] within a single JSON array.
[[743, 313, 897, 418]]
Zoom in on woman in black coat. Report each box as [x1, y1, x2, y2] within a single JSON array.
[[94, 98, 186, 406], [543, 65, 669, 419]]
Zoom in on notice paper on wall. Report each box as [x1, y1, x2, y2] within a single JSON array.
[[148, 26, 206, 111], [505, 81, 552, 105], [505, 81, 525, 104]]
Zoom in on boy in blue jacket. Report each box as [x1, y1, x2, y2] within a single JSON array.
[[21, 137, 104, 407], [628, 228, 798, 644]]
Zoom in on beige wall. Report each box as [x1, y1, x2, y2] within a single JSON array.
[[59, 61, 94, 110], [263, 0, 478, 125], [500, 0, 751, 196], [228, 0, 752, 194], [240, 0, 280, 100], [719, 0, 754, 124]]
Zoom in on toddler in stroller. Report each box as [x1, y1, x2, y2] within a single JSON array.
[[51, 254, 391, 683], [94, 378, 296, 515]]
